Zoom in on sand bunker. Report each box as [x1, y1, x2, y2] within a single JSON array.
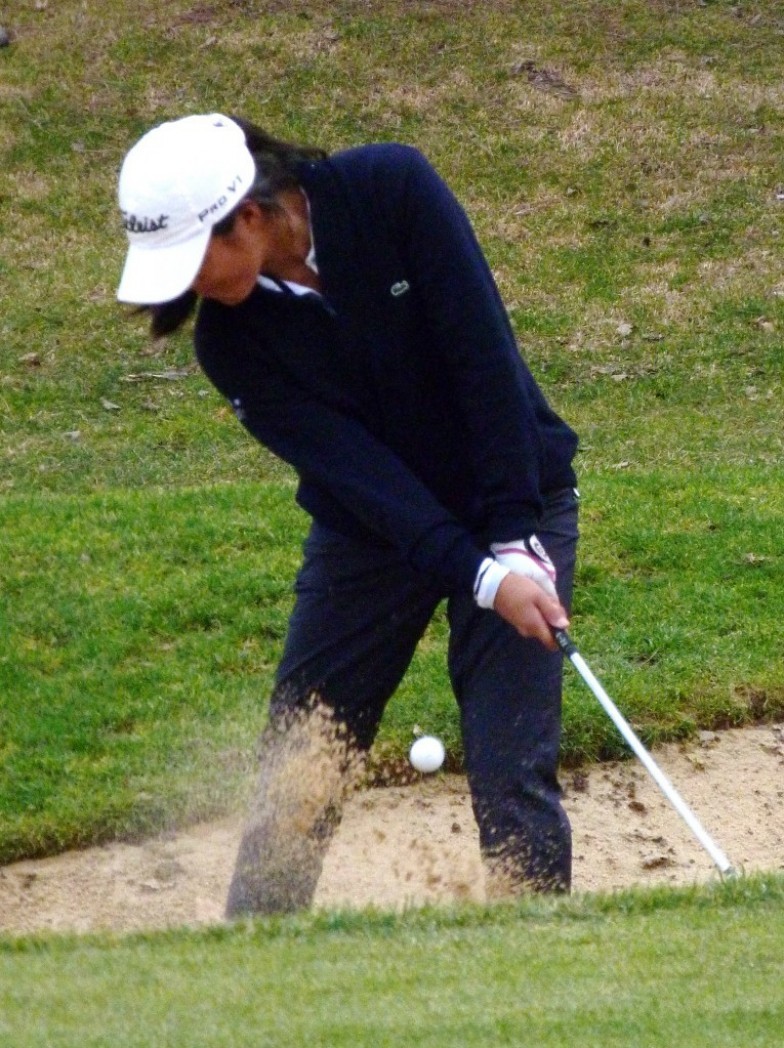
[[1, 725, 782, 936]]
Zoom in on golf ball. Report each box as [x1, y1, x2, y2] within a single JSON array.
[[409, 735, 445, 774]]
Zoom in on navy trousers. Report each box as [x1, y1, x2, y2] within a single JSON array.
[[271, 487, 579, 894]]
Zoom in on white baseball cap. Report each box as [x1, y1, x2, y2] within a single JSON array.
[[116, 114, 256, 304]]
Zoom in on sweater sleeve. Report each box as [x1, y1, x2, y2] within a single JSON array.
[[380, 145, 556, 541], [195, 312, 486, 596]]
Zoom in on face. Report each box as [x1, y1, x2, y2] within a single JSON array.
[[191, 203, 267, 306]]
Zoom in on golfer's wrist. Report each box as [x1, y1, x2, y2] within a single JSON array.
[[473, 557, 511, 609]]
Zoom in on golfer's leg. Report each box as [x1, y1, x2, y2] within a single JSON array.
[[450, 612, 572, 894], [225, 695, 359, 917], [226, 527, 440, 918], [448, 487, 578, 896]]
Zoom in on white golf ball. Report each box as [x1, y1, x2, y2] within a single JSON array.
[[409, 735, 445, 774]]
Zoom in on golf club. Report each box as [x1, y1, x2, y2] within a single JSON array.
[[554, 629, 736, 878]]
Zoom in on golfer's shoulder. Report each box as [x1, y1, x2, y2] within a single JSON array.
[[328, 141, 435, 190]]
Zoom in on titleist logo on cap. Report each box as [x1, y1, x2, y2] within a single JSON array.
[[122, 212, 169, 234]]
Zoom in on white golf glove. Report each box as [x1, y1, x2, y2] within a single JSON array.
[[473, 535, 558, 610], [490, 535, 558, 599]]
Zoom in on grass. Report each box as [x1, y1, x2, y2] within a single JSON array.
[[2, 874, 784, 1046], [1, 465, 782, 861], [0, 0, 783, 928]]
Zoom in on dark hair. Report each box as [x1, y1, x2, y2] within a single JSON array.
[[142, 118, 327, 338]]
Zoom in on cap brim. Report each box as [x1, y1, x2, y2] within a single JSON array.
[[116, 232, 210, 305]]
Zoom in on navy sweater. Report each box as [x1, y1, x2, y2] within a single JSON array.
[[195, 144, 578, 597]]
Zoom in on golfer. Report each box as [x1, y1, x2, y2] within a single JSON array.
[[116, 114, 580, 916]]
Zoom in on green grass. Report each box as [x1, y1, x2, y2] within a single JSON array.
[[1, 466, 782, 860], [1, 0, 784, 865], [2, 875, 784, 1046]]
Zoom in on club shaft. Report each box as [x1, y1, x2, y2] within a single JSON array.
[[555, 631, 734, 876]]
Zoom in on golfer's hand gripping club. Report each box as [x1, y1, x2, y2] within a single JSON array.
[[490, 536, 569, 650], [491, 535, 558, 598]]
